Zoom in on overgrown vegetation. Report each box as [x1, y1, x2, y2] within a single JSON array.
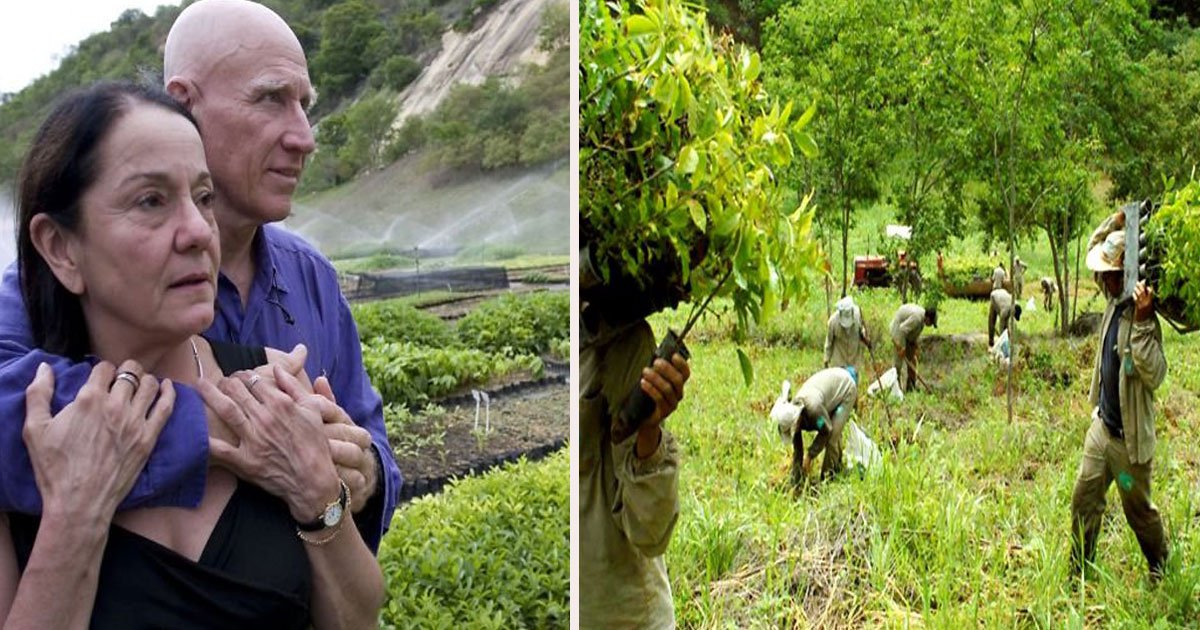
[[384, 48, 570, 171], [940, 253, 1002, 290], [647, 286, 1200, 626], [1148, 180, 1200, 329], [378, 451, 568, 628]]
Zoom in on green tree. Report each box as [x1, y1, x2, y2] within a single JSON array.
[[538, 1, 570, 52], [371, 55, 422, 91], [764, 0, 896, 296], [312, 0, 387, 100], [581, 0, 819, 381], [394, 10, 444, 55], [336, 90, 398, 176]]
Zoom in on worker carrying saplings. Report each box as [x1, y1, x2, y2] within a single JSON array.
[[1069, 211, 1169, 584]]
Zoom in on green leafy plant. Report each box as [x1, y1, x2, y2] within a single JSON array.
[[1146, 181, 1200, 331], [455, 292, 569, 356], [378, 452, 568, 628], [363, 341, 542, 407], [580, 0, 821, 384], [351, 300, 456, 348], [939, 253, 1000, 290], [383, 403, 447, 459]]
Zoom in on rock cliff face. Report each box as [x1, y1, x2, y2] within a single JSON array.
[[394, 0, 554, 124], [287, 0, 568, 257]]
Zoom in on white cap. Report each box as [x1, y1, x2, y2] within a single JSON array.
[[836, 296, 856, 328]]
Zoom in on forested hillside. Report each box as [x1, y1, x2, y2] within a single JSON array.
[[0, 0, 569, 229]]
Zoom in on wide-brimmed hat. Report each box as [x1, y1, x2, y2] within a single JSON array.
[[836, 296, 856, 328], [1086, 230, 1124, 273]]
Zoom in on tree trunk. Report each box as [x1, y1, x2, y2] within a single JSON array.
[[841, 201, 850, 297], [1072, 229, 1082, 325], [1046, 225, 1063, 334]]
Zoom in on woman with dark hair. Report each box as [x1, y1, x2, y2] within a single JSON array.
[[0, 82, 383, 628]]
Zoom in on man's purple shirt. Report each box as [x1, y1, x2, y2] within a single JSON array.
[[0, 224, 399, 552]]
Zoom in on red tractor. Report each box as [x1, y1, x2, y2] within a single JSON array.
[[853, 250, 920, 290]]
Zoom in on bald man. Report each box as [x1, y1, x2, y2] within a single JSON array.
[[0, 0, 399, 553]]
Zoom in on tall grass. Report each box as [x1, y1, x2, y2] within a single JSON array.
[[652, 286, 1200, 627]]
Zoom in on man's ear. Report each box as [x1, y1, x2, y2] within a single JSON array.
[[29, 214, 85, 295], [165, 76, 195, 110]]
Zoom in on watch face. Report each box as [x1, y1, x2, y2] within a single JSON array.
[[323, 503, 343, 527]]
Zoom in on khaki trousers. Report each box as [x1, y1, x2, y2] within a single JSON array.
[[893, 341, 918, 393], [790, 402, 852, 484], [1070, 415, 1167, 574]]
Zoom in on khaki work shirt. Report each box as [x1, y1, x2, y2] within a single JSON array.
[[824, 307, 864, 369], [793, 368, 858, 458], [992, 266, 1007, 290], [890, 304, 926, 346], [990, 289, 1016, 331], [580, 319, 679, 629], [1085, 217, 1168, 465]]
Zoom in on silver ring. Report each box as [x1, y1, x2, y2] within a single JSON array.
[[114, 372, 140, 391], [246, 374, 262, 391]]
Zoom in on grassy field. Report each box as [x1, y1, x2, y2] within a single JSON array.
[[648, 284, 1200, 627]]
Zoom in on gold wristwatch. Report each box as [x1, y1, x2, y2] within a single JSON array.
[[297, 478, 350, 532]]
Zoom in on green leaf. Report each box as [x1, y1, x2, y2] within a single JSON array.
[[795, 132, 819, 159], [794, 101, 817, 131], [742, 49, 761, 82], [736, 347, 754, 386], [678, 145, 699, 174], [687, 199, 706, 231], [626, 15, 656, 36], [714, 210, 741, 236]]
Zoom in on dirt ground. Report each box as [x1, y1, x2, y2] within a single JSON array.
[[394, 383, 569, 500]]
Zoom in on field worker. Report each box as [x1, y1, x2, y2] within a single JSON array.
[[0, 0, 399, 551], [1041, 276, 1058, 311], [774, 367, 859, 484], [1069, 212, 1168, 583], [825, 296, 871, 370], [992, 262, 1008, 291], [987, 288, 1024, 348], [890, 303, 937, 393], [580, 303, 691, 627], [1013, 257, 1027, 298]]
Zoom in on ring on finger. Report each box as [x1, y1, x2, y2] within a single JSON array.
[[113, 371, 140, 392], [246, 374, 262, 392]]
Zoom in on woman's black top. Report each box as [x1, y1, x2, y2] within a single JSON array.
[[7, 339, 312, 629]]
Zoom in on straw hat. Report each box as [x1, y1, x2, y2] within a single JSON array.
[[1086, 230, 1124, 273]]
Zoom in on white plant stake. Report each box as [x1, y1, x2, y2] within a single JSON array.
[[472, 389, 482, 431], [482, 390, 491, 433]]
